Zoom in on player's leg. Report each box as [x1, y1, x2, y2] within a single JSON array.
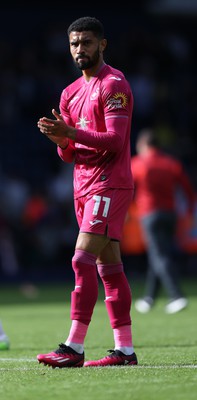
[[84, 239, 137, 367], [37, 192, 111, 368], [135, 263, 160, 313], [142, 212, 180, 296], [37, 188, 137, 368], [141, 211, 187, 313], [65, 232, 110, 350], [84, 189, 138, 367], [37, 231, 109, 368]]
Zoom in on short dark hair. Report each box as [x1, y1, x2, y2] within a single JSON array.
[[67, 16, 104, 39]]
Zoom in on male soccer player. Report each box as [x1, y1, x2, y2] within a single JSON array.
[[37, 16, 138, 368]]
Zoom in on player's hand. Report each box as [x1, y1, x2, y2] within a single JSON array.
[[37, 109, 70, 148]]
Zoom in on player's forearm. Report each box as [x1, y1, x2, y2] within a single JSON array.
[[61, 114, 128, 152], [64, 126, 77, 141], [74, 117, 128, 152], [75, 128, 122, 152]]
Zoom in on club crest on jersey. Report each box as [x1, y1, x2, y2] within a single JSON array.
[[76, 115, 91, 129], [90, 88, 99, 100], [107, 92, 127, 109]]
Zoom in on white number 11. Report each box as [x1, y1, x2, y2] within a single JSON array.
[[92, 195, 111, 217]]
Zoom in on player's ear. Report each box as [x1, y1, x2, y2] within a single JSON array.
[[100, 39, 107, 53]]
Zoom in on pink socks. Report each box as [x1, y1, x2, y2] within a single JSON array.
[[97, 263, 132, 328], [71, 249, 98, 324], [66, 254, 134, 355], [97, 263, 133, 353]]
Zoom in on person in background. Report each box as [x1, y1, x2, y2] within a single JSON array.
[[36, 16, 138, 368], [0, 320, 9, 350], [131, 128, 196, 314]]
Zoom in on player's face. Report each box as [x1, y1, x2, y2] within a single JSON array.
[[69, 31, 105, 70]]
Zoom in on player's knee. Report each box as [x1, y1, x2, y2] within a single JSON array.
[[72, 249, 97, 273]]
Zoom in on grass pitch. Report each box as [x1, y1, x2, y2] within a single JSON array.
[[0, 279, 196, 400]]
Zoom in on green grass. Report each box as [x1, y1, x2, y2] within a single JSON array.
[[0, 279, 197, 400]]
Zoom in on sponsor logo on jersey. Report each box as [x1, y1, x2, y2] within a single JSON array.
[[107, 92, 128, 109]]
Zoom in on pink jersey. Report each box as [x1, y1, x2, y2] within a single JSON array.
[[57, 63, 134, 198]]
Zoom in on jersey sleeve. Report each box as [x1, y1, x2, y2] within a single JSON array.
[[57, 140, 75, 163], [76, 116, 128, 152], [75, 75, 132, 151], [101, 74, 133, 119], [57, 89, 76, 162], [59, 89, 74, 126]]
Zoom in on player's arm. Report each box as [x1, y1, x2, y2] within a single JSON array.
[[38, 109, 128, 153], [37, 79, 131, 152], [75, 78, 132, 151], [76, 116, 128, 152]]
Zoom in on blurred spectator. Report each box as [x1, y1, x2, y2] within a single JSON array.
[[0, 173, 30, 222], [0, 172, 29, 281], [127, 58, 157, 132], [0, 215, 19, 278], [130, 128, 196, 314]]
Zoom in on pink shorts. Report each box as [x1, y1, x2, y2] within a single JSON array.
[[74, 188, 134, 241]]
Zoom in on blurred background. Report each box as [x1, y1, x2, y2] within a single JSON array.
[[0, 1, 197, 289]]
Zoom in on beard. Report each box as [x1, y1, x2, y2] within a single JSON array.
[[74, 46, 100, 70]]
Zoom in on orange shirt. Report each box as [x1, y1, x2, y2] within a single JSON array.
[[131, 148, 196, 217]]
